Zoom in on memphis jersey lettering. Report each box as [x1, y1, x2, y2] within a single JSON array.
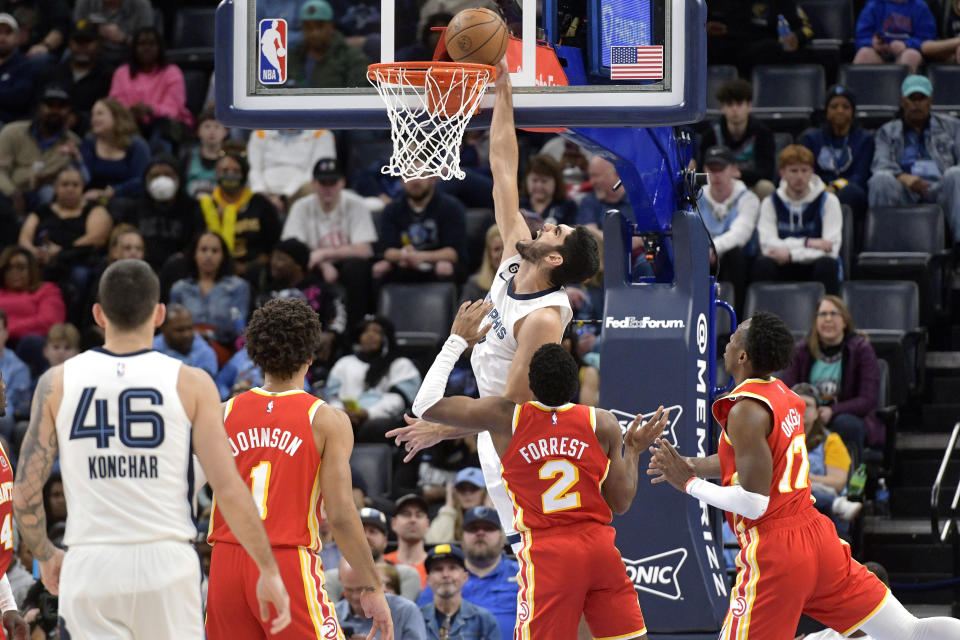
[[259, 19, 287, 85], [500, 402, 612, 532], [55, 349, 197, 546], [712, 377, 814, 533], [209, 389, 325, 550]]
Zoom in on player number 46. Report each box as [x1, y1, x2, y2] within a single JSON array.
[[778, 434, 810, 493], [540, 459, 581, 513]]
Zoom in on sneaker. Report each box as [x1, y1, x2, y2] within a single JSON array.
[[832, 496, 863, 522]]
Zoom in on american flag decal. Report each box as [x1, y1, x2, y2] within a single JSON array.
[[610, 45, 664, 80]]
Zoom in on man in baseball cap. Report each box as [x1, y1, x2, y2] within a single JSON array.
[[417, 507, 520, 640], [384, 493, 430, 587], [698, 144, 760, 312], [288, 0, 368, 89], [420, 544, 500, 639], [867, 74, 960, 244]]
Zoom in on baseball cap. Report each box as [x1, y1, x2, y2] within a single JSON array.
[[824, 84, 856, 111], [274, 238, 310, 272], [463, 506, 500, 530], [72, 19, 99, 41], [425, 543, 465, 572], [394, 493, 429, 515], [901, 75, 932, 98], [40, 85, 70, 103], [702, 146, 735, 168], [455, 467, 485, 490], [313, 157, 342, 181], [300, 0, 333, 22], [359, 507, 388, 534], [0, 14, 18, 30]]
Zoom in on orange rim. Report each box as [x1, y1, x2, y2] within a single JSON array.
[[366, 61, 497, 85]]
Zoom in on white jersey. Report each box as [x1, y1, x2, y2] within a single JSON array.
[[470, 254, 573, 541], [56, 349, 198, 547]]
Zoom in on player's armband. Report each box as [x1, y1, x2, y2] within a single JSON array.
[[412, 335, 468, 417], [684, 477, 769, 520]]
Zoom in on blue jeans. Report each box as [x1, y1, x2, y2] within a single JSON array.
[[829, 412, 866, 465], [868, 167, 960, 242]]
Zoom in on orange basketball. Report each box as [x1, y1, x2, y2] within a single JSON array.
[[444, 8, 509, 66]]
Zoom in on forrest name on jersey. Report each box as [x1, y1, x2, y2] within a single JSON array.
[[516, 435, 591, 464]]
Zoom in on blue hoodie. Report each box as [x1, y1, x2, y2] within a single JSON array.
[[855, 0, 938, 50], [800, 126, 876, 191]]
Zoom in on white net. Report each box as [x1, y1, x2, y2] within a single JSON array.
[[367, 62, 494, 181]]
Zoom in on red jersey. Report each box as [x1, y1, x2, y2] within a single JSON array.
[[0, 446, 12, 574], [500, 401, 612, 532], [713, 378, 814, 534], [208, 388, 325, 550]]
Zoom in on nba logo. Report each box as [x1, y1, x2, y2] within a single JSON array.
[[116, 363, 125, 377], [258, 19, 287, 85]]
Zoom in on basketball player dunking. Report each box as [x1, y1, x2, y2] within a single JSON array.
[[651, 312, 960, 640], [393, 57, 601, 555], [206, 298, 392, 640], [395, 300, 668, 639], [12, 260, 290, 639]]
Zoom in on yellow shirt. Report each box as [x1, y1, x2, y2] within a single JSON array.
[[824, 432, 851, 472]]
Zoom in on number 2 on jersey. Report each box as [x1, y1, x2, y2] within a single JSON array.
[[540, 459, 581, 513], [250, 462, 272, 519], [778, 434, 810, 493]]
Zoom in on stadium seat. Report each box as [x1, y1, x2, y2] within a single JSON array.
[[377, 283, 458, 372], [840, 204, 853, 279], [715, 281, 736, 338], [837, 64, 909, 128], [350, 444, 393, 499], [799, 0, 855, 47], [929, 65, 960, 117], [464, 208, 495, 275], [743, 281, 826, 339], [773, 132, 794, 170], [854, 205, 952, 325], [183, 69, 209, 118], [167, 8, 216, 68], [840, 280, 925, 405], [706, 65, 738, 117], [751, 65, 825, 128]]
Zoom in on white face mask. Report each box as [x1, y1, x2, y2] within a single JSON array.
[[148, 175, 178, 201]]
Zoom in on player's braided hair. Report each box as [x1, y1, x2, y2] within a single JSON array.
[[548, 226, 600, 287], [246, 298, 323, 379], [743, 311, 795, 376], [528, 343, 580, 407]]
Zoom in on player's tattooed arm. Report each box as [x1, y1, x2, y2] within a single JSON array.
[[12, 368, 60, 562]]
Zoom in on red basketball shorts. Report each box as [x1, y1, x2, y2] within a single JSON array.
[[514, 523, 646, 640], [722, 509, 889, 640], [206, 542, 344, 640]]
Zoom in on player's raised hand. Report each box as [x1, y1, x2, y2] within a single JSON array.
[[386, 414, 446, 463], [361, 589, 394, 640], [38, 548, 64, 595], [649, 439, 696, 491], [256, 568, 291, 634], [625, 406, 669, 453], [495, 56, 510, 88], [450, 300, 495, 347]]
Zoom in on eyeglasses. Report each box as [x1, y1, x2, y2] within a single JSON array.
[[5, 262, 28, 271], [817, 310, 842, 318]]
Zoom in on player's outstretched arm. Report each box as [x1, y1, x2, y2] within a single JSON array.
[[648, 452, 722, 482], [599, 407, 668, 514], [12, 367, 63, 593], [490, 57, 530, 264], [503, 307, 565, 403], [314, 405, 393, 640], [184, 367, 291, 634]]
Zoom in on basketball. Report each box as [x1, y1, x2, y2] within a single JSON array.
[[444, 7, 509, 66]]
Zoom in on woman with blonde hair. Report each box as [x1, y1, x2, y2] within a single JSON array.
[[80, 98, 151, 201], [780, 294, 882, 462], [460, 225, 502, 303]]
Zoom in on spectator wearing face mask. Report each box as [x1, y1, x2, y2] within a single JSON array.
[[114, 154, 204, 272]]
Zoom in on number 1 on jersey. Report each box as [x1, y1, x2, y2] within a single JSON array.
[[540, 459, 581, 513], [250, 461, 272, 519]]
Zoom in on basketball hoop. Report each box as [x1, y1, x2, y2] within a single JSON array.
[[367, 61, 495, 181]]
